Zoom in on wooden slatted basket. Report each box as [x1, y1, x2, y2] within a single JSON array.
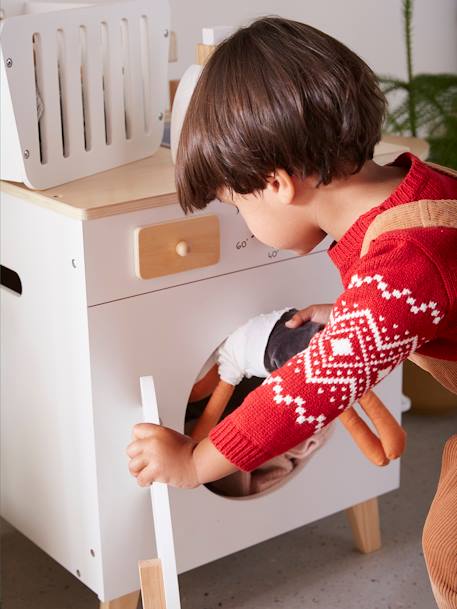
[[0, 0, 170, 189]]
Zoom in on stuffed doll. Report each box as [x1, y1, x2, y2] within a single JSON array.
[[187, 308, 406, 497]]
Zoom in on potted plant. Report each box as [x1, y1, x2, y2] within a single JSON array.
[[379, 0, 457, 168]]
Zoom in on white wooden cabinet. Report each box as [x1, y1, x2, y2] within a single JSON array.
[[1, 141, 415, 604]]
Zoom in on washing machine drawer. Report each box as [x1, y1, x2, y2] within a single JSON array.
[[87, 252, 403, 600], [134, 215, 220, 279]]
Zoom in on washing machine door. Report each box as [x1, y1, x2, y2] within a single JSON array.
[[139, 375, 182, 609]]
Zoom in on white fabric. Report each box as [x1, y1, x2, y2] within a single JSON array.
[[217, 308, 293, 385]]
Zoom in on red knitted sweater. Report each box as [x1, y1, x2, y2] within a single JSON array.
[[209, 153, 457, 472]]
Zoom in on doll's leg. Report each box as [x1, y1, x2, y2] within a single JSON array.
[[422, 434, 457, 609], [345, 497, 381, 553]]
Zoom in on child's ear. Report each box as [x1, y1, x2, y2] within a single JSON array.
[[265, 169, 295, 204]]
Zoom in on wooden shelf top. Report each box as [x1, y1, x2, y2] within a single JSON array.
[[0, 136, 429, 221], [1, 146, 176, 221]]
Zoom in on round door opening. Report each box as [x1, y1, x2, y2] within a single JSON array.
[[184, 308, 334, 499]]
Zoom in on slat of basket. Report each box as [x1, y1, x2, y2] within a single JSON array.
[[22, 36, 42, 163], [38, 26, 63, 164], [104, 16, 127, 147], [139, 14, 152, 135], [119, 16, 134, 141], [0, 0, 169, 188], [146, 12, 168, 142], [127, 16, 146, 141], [84, 20, 107, 154], [61, 24, 86, 156]]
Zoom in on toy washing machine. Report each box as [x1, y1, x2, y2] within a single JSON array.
[[0, 138, 415, 607]]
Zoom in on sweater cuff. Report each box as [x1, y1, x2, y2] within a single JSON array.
[[209, 416, 272, 472]]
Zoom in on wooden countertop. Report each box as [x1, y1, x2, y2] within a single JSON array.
[[0, 135, 429, 221], [1, 146, 176, 221]]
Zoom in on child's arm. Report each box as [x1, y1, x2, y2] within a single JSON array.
[[208, 236, 451, 472], [127, 423, 238, 488], [192, 437, 239, 482]]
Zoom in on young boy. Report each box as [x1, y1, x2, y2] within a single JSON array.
[[127, 16, 457, 607]]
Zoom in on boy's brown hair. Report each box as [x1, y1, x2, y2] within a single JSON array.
[[176, 16, 387, 214]]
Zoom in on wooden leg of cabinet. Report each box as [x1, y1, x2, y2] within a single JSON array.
[[138, 559, 167, 609], [345, 497, 382, 553], [100, 590, 141, 609]]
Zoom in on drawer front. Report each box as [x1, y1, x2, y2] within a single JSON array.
[[83, 200, 332, 306], [135, 215, 220, 279]]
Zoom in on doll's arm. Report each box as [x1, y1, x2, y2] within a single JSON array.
[[190, 379, 235, 442]]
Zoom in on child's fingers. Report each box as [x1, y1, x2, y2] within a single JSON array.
[[285, 306, 314, 328], [137, 465, 157, 487], [128, 456, 148, 475], [126, 441, 142, 458], [339, 406, 389, 466], [132, 422, 159, 440], [358, 391, 407, 460], [285, 303, 333, 328]]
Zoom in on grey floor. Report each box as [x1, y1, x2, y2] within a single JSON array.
[[2, 409, 457, 609]]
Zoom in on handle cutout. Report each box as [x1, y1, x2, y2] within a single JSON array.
[[0, 265, 22, 295]]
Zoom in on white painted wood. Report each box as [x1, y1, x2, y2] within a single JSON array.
[[38, 25, 62, 164], [0, 191, 104, 595], [125, 17, 145, 142], [102, 11, 126, 148], [201, 26, 235, 45], [83, 20, 107, 155], [59, 24, 86, 157], [0, 0, 170, 189], [0, 53, 26, 182], [140, 376, 181, 609], [83, 201, 309, 306], [24, 2, 93, 15], [87, 253, 402, 592]]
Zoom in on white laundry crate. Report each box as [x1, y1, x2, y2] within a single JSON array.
[[0, 0, 170, 189]]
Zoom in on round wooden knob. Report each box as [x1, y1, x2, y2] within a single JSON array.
[[175, 240, 190, 256]]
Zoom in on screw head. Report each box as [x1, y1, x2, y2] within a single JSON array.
[[23, 149, 30, 159], [163, 29, 169, 37], [6, 58, 13, 68], [158, 112, 164, 121]]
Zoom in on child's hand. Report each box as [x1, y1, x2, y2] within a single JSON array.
[[285, 303, 333, 328], [127, 423, 200, 489]]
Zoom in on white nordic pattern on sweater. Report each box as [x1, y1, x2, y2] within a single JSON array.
[[347, 273, 443, 324], [261, 281, 428, 431]]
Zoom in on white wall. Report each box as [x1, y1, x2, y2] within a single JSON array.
[[168, 0, 457, 81], [3, 0, 455, 81]]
